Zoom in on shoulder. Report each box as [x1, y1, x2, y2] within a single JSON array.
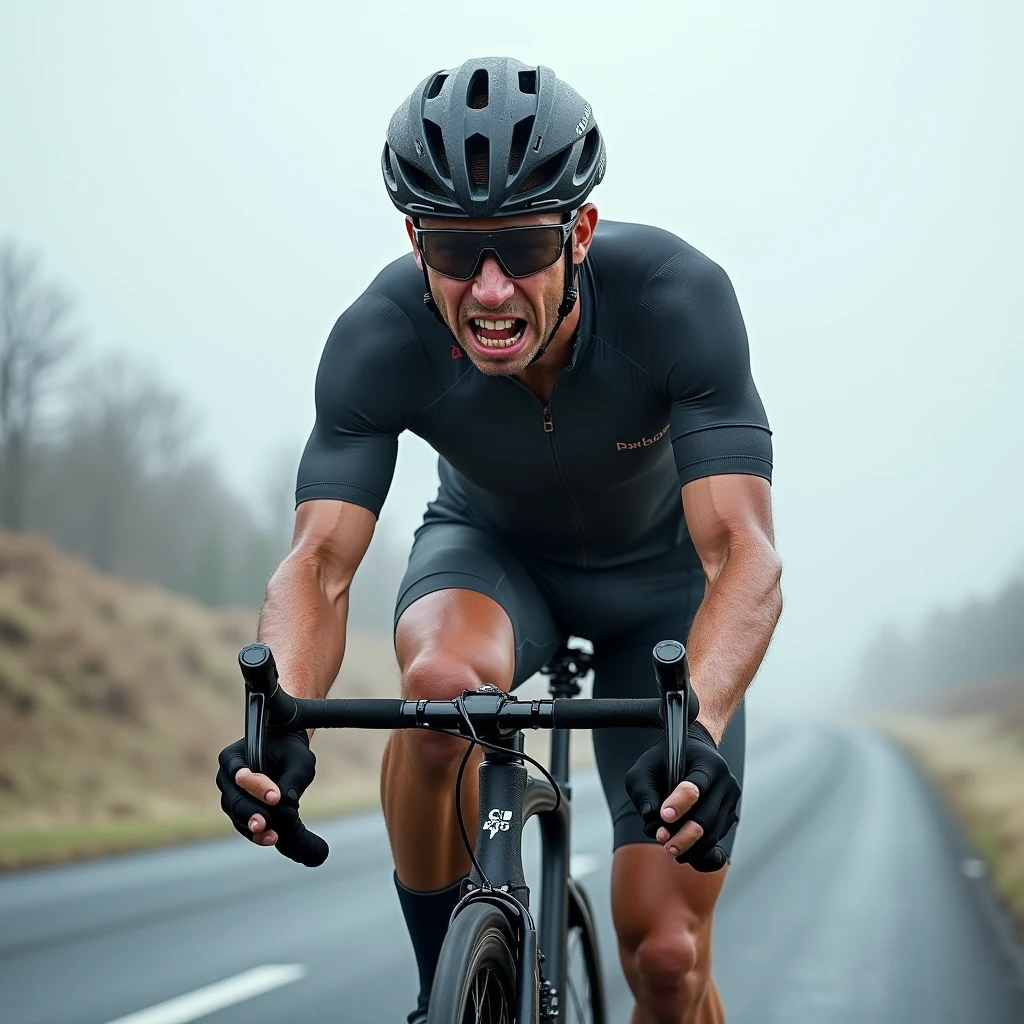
[[314, 253, 459, 426], [321, 253, 455, 373], [331, 253, 443, 354], [587, 221, 739, 365], [588, 220, 727, 309], [587, 220, 736, 340]]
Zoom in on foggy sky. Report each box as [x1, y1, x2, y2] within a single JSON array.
[[2, 0, 1021, 711]]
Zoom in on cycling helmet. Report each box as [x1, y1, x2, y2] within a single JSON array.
[[383, 57, 605, 362], [382, 56, 606, 220]]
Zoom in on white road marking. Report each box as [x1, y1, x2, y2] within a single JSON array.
[[102, 964, 307, 1024], [570, 853, 600, 878], [961, 857, 987, 879]]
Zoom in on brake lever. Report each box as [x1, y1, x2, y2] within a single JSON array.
[[245, 688, 266, 775], [240, 643, 279, 776], [652, 640, 699, 792]]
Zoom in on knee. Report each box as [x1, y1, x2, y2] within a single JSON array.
[[399, 654, 496, 777], [632, 926, 704, 1003]]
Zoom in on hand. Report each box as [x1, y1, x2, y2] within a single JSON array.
[[215, 729, 322, 865], [624, 720, 740, 872]]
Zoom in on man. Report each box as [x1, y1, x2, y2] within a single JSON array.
[[217, 56, 782, 1024]]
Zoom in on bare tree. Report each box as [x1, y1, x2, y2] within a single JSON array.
[[0, 241, 79, 529], [56, 355, 197, 572]]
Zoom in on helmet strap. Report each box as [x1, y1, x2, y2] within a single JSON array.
[[526, 238, 578, 366]]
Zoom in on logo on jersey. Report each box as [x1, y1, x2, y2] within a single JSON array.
[[616, 424, 669, 451], [451, 345, 463, 360], [576, 103, 592, 137], [484, 809, 513, 838]]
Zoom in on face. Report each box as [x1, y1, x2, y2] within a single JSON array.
[[406, 206, 597, 376]]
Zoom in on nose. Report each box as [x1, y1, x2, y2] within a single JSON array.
[[471, 254, 515, 308]]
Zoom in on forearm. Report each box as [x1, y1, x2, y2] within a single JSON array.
[[686, 539, 782, 745], [256, 548, 351, 703]]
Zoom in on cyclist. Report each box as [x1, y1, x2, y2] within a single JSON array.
[[217, 56, 782, 1024]]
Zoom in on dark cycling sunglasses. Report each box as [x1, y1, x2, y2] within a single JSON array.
[[413, 216, 578, 281]]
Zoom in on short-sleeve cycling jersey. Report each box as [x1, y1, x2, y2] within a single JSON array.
[[296, 220, 772, 570]]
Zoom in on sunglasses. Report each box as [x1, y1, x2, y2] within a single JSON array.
[[414, 216, 578, 281]]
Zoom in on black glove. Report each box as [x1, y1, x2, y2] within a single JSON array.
[[215, 729, 326, 866], [625, 720, 740, 872]]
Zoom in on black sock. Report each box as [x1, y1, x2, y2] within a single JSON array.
[[394, 872, 467, 1017]]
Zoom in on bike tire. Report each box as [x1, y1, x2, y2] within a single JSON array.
[[428, 901, 519, 1024], [562, 879, 607, 1024]]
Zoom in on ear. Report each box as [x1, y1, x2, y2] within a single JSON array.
[[405, 217, 423, 270], [571, 204, 599, 264]]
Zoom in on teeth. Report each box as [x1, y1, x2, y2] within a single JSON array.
[[473, 318, 518, 331], [477, 330, 523, 349]]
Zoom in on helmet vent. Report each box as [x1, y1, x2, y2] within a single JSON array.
[[508, 116, 535, 176], [515, 155, 557, 195], [575, 128, 599, 179], [404, 159, 446, 198], [382, 146, 397, 188], [466, 133, 490, 194], [467, 69, 489, 109], [423, 119, 450, 179], [426, 73, 447, 100], [518, 70, 537, 94]]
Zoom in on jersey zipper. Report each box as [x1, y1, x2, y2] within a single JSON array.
[[509, 377, 589, 568]]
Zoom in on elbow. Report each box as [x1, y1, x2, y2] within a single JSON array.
[[728, 535, 783, 622], [755, 538, 783, 625], [274, 538, 354, 608], [769, 549, 783, 623]]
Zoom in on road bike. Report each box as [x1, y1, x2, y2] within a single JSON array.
[[238, 639, 697, 1023]]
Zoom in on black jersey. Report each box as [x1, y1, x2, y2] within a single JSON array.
[[296, 220, 772, 570]]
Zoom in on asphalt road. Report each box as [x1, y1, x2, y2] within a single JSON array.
[[2, 720, 1022, 1024]]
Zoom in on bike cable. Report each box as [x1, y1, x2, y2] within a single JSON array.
[[446, 694, 564, 889]]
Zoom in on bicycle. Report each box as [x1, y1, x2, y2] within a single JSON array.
[[237, 638, 698, 1023]]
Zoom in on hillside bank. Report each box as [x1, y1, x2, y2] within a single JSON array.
[[0, 529, 400, 869]]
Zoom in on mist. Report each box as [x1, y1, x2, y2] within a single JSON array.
[[2, 0, 1021, 714]]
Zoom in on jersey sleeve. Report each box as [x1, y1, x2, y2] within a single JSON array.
[[295, 292, 420, 516], [637, 250, 773, 487]]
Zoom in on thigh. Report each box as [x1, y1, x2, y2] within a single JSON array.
[[590, 616, 746, 862], [394, 522, 563, 686]]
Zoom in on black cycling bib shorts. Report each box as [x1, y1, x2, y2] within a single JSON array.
[[296, 220, 772, 859]]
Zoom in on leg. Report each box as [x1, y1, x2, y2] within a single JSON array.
[[612, 848, 727, 1024], [591, 621, 746, 1024], [383, 523, 561, 1015], [383, 586, 516, 889]]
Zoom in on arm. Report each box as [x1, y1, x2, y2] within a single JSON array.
[[259, 290, 421, 707], [626, 242, 780, 865], [637, 244, 779, 737], [231, 499, 374, 850], [681, 474, 782, 746], [257, 498, 377, 713]]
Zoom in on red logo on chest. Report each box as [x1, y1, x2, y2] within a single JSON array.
[[451, 345, 463, 360]]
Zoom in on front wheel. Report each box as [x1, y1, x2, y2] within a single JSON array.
[[429, 901, 518, 1024]]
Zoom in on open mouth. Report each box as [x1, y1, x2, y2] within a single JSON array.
[[467, 317, 529, 354]]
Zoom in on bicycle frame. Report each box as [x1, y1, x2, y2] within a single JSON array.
[[456, 720, 577, 1023]]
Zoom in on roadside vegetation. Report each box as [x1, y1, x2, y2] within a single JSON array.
[[0, 528, 399, 870], [0, 237, 413, 870], [861, 576, 1024, 932]]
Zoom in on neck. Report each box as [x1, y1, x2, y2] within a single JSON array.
[[513, 298, 581, 400]]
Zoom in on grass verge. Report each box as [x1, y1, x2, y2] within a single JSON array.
[[878, 713, 1024, 934], [0, 786, 381, 872]]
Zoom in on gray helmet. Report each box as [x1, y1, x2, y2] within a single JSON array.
[[382, 56, 606, 219]]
